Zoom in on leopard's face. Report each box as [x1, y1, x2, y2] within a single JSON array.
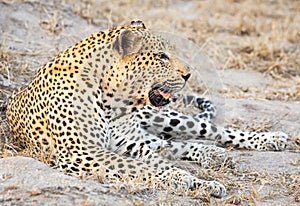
[[112, 50, 191, 108]]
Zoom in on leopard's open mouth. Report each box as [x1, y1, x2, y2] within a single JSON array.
[[148, 85, 174, 107]]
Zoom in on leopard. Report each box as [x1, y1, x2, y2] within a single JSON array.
[[6, 20, 288, 198]]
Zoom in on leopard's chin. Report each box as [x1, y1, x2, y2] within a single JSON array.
[[148, 86, 173, 107]]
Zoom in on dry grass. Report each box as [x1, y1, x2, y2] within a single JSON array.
[[0, 0, 299, 205], [221, 79, 300, 101]]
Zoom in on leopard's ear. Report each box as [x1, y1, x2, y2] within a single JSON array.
[[113, 30, 143, 57]]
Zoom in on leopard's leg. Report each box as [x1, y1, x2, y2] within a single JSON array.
[[186, 95, 288, 150], [220, 129, 288, 151], [138, 95, 288, 151]]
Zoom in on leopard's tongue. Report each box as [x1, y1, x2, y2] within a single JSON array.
[[155, 89, 174, 100]]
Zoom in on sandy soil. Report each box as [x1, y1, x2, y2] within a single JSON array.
[[0, 0, 299, 205]]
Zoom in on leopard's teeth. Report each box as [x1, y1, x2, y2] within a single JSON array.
[[158, 90, 171, 99]]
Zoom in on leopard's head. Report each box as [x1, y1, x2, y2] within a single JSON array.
[[108, 28, 191, 108]]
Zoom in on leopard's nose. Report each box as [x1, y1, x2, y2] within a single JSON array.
[[182, 73, 191, 81]]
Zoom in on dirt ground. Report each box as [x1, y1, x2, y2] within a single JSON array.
[[0, 0, 299, 205]]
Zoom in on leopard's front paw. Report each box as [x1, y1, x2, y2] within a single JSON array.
[[207, 180, 227, 198], [194, 97, 217, 120], [264, 131, 288, 151], [192, 179, 226, 198], [160, 169, 227, 198]]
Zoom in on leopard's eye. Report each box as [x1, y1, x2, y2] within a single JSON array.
[[160, 53, 169, 60], [157, 52, 169, 62]]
